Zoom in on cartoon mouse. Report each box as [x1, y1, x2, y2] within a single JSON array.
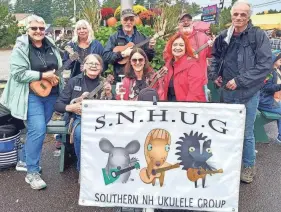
[[99, 138, 140, 184]]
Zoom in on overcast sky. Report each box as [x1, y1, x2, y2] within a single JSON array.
[[189, 0, 281, 14], [10, 0, 281, 14]]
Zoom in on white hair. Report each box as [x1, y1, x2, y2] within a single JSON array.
[[26, 15, 46, 29], [231, 0, 253, 17], [72, 19, 95, 43]]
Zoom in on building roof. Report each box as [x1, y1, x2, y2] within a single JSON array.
[[13, 13, 33, 21]]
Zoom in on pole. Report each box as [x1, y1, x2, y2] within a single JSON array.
[[74, 0, 77, 23]]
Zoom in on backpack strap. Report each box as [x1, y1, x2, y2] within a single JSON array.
[[247, 26, 259, 55]]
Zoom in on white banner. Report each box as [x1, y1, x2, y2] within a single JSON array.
[[79, 100, 246, 212]]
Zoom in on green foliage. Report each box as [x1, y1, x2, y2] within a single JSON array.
[[210, 7, 232, 35], [53, 16, 72, 27], [33, 0, 53, 23], [102, 0, 119, 9], [80, 0, 101, 33], [257, 9, 281, 15], [14, 0, 33, 13], [51, 0, 79, 22], [0, 3, 19, 48], [95, 24, 165, 71]]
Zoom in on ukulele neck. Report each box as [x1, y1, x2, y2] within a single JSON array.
[[155, 164, 179, 174], [117, 165, 135, 175]]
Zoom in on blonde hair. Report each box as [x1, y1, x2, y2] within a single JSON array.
[[26, 15, 46, 30], [72, 20, 95, 43]]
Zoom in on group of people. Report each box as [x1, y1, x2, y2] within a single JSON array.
[[0, 2, 280, 212]]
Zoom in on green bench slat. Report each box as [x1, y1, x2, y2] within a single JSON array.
[[260, 110, 281, 120], [47, 120, 66, 127]]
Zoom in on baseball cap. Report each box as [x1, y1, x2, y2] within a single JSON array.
[[121, 9, 136, 18], [178, 13, 193, 21]]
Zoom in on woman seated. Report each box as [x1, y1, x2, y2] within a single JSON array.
[[161, 32, 206, 102], [54, 54, 112, 172], [115, 48, 161, 101], [258, 52, 281, 143], [63, 20, 106, 78]]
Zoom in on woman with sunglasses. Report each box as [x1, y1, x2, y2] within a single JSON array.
[[115, 48, 160, 101], [54, 54, 112, 175], [1, 15, 63, 190], [161, 32, 206, 102], [63, 20, 105, 78]]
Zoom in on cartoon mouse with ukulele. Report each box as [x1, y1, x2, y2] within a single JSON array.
[[139, 129, 180, 187], [176, 131, 223, 188]]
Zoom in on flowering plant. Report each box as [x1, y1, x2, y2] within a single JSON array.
[[139, 10, 155, 21], [114, 5, 147, 17], [101, 8, 115, 20]]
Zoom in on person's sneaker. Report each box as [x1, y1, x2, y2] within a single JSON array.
[[25, 173, 47, 190], [276, 137, 281, 144], [16, 161, 42, 172], [241, 166, 256, 183]]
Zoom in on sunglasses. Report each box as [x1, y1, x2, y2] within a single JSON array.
[[131, 58, 144, 63], [30, 27, 46, 31], [124, 17, 135, 22]]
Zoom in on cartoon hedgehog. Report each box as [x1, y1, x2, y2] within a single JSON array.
[[176, 131, 216, 188], [141, 128, 171, 187]]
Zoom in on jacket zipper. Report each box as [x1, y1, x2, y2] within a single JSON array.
[[37, 51, 47, 68]]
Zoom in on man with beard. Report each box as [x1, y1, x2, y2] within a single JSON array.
[[178, 13, 214, 85], [103, 9, 156, 83]]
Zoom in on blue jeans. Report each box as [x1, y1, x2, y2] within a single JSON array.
[[24, 94, 57, 173], [222, 91, 259, 168], [71, 116, 81, 171], [242, 92, 260, 168], [259, 102, 281, 139]]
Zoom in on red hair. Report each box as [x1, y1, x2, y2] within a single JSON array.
[[165, 32, 194, 61]]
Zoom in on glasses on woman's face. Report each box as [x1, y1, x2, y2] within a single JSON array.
[[85, 62, 101, 68], [30, 27, 45, 31], [131, 58, 144, 64]]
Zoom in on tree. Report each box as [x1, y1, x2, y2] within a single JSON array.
[[14, 0, 34, 13], [134, 0, 145, 5], [102, 0, 119, 9], [0, 3, 19, 48], [53, 16, 72, 28], [80, 0, 101, 33], [33, 0, 52, 23]]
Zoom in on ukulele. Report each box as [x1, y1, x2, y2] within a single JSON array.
[[190, 39, 214, 59], [187, 167, 223, 182], [70, 74, 114, 104], [139, 163, 180, 184], [29, 46, 79, 97], [113, 28, 166, 65], [102, 161, 140, 185], [128, 67, 168, 101]]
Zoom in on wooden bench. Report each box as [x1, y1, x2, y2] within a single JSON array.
[[20, 120, 68, 172], [254, 110, 281, 143], [46, 120, 68, 172], [207, 81, 281, 143]]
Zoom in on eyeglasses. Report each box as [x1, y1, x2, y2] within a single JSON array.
[[30, 27, 45, 31], [85, 62, 101, 67], [233, 13, 248, 18], [131, 58, 144, 63]]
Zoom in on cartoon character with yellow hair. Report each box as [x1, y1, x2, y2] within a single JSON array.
[[139, 128, 179, 187]]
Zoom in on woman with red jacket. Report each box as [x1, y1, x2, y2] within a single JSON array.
[[116, 48, 160, 101], [161, 32, 206, 102]]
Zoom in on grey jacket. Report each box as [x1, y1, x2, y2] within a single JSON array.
[[208, 22, 272, 103]]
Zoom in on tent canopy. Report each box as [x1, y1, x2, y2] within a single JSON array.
[[251, 13, 281, 30]]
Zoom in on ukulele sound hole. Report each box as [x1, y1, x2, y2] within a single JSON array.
[[111, 172, 117, 178], [40, 83, 47, 90]]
